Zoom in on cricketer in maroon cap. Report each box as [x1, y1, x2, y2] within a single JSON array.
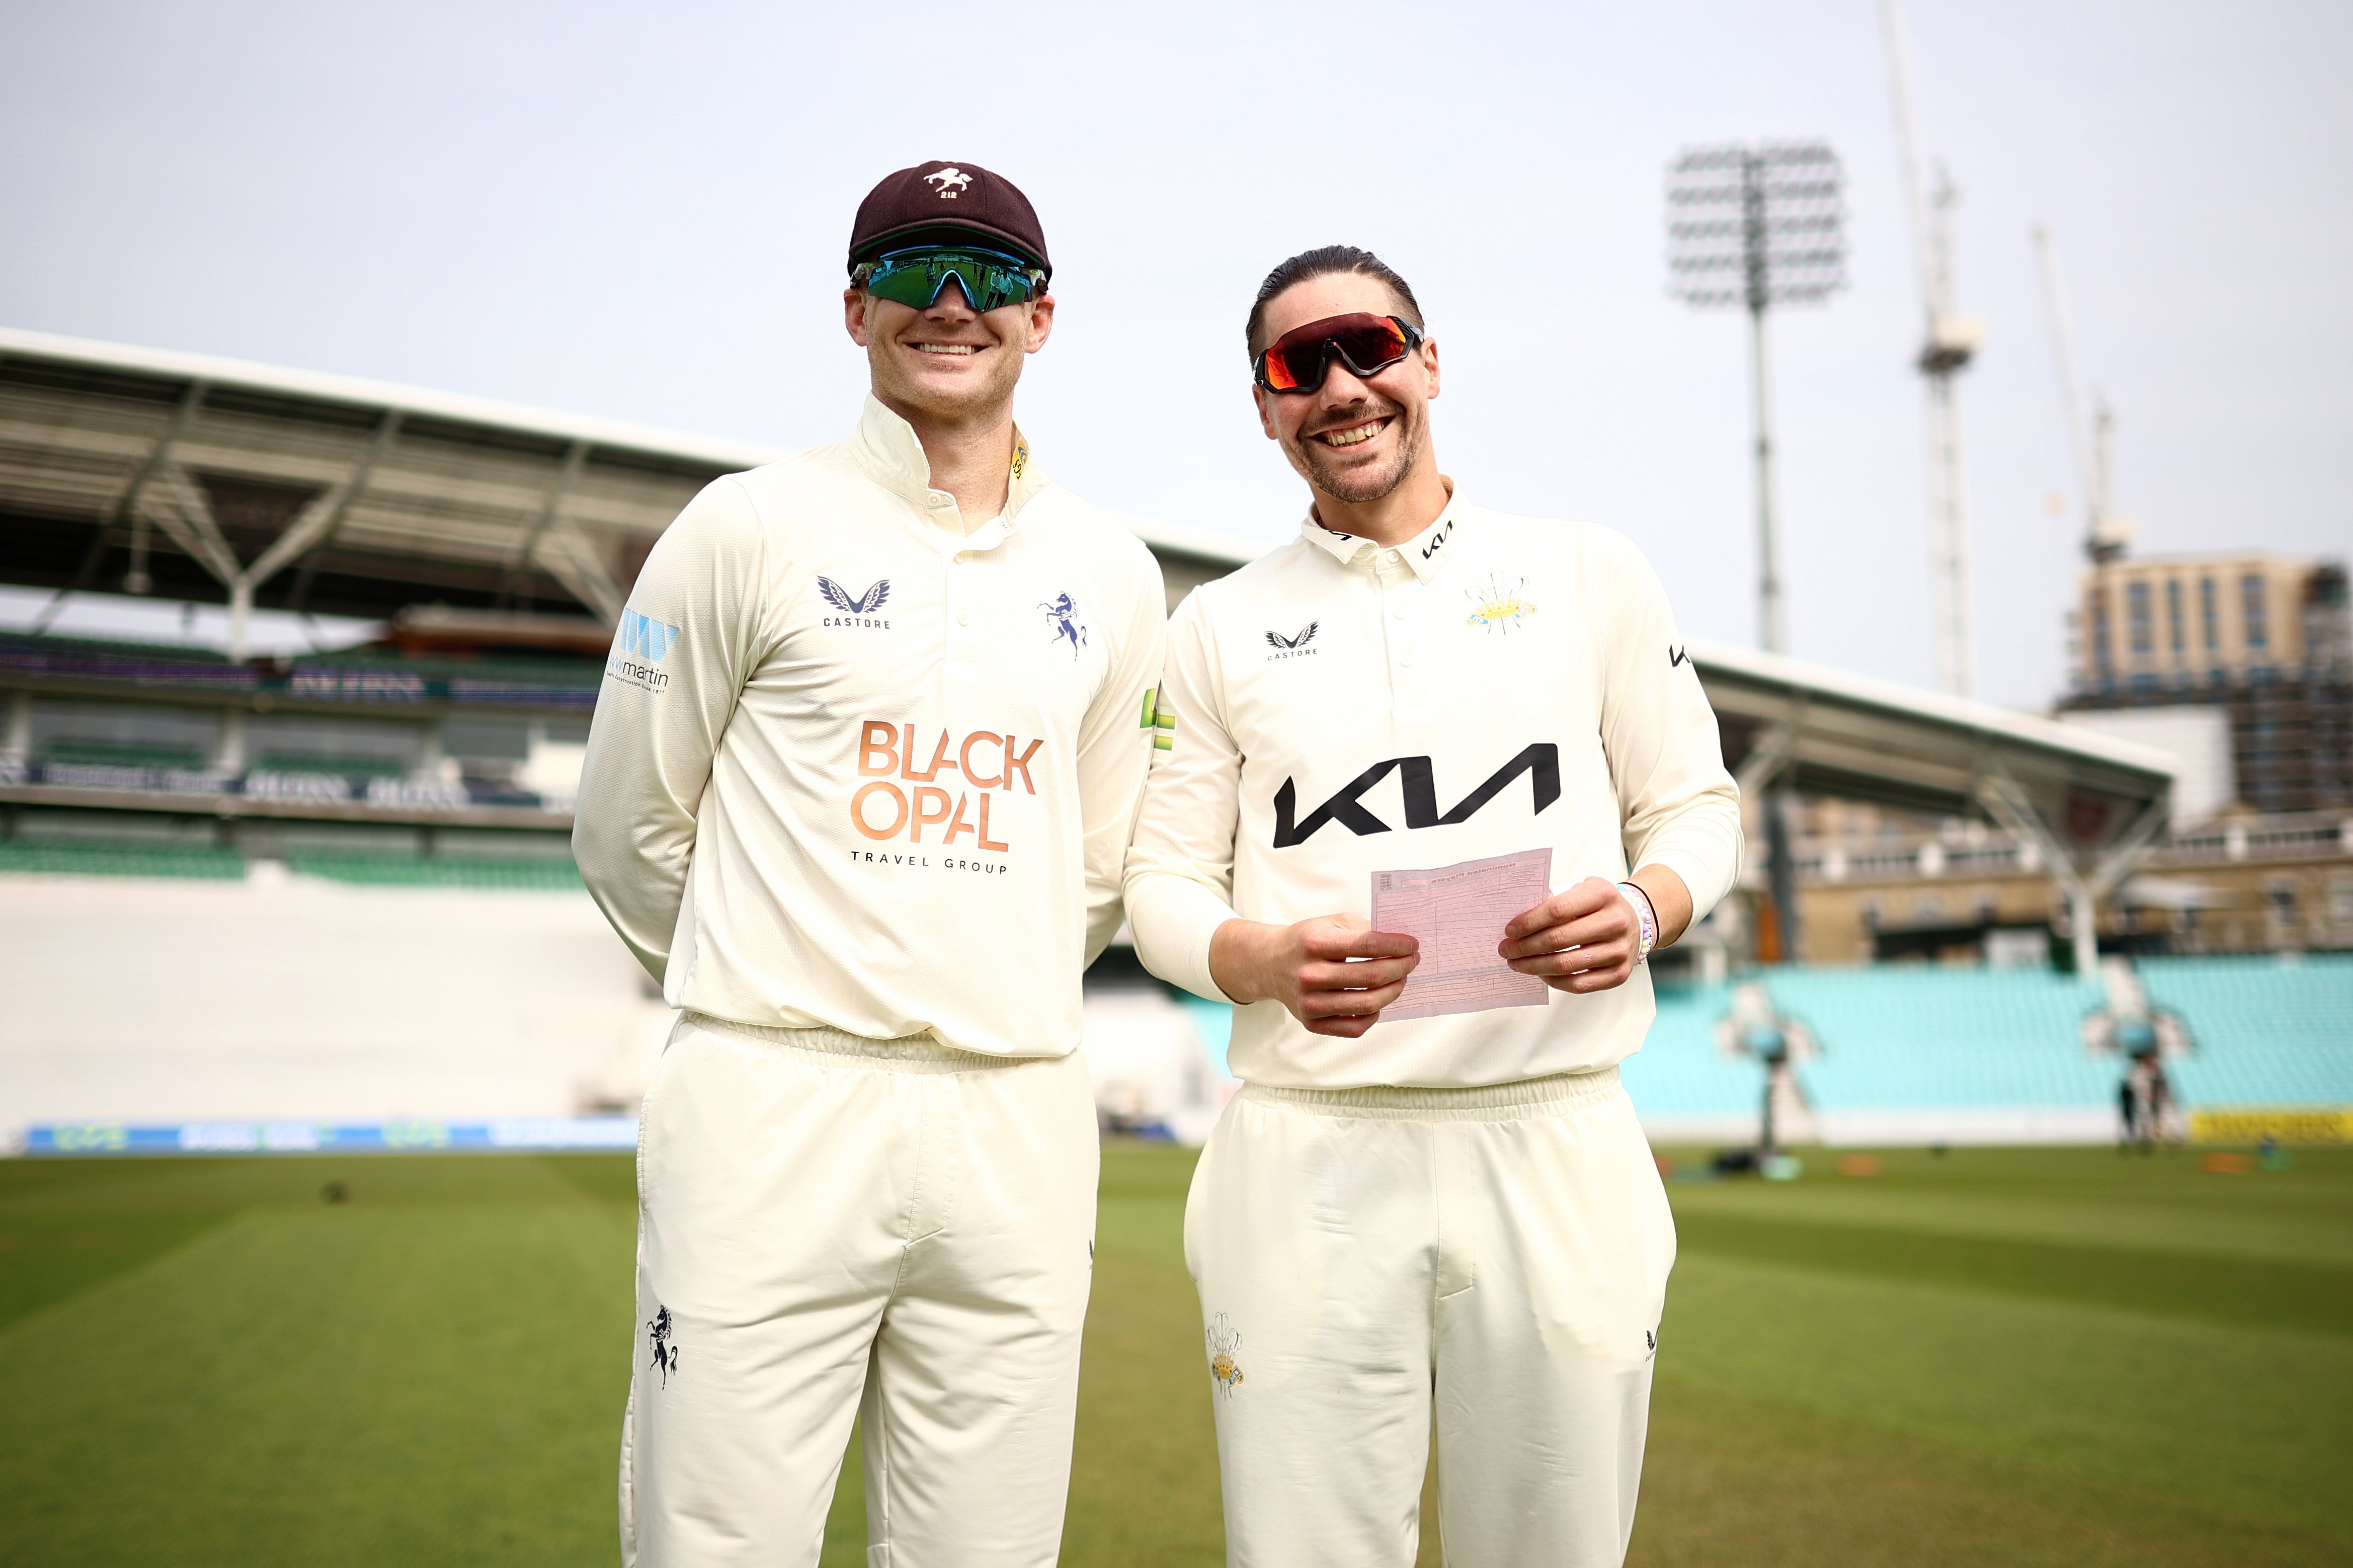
[[575, 159, 1168, 1567], [844, 159, 1057, 530]]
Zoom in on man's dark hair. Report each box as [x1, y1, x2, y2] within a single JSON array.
[[1246, 245, 1425, 356]]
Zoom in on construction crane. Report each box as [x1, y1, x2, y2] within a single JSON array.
[[1878, 0, 1985, 698], [2032, 224, 2133, 563]]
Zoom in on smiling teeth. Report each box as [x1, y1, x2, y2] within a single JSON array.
[[1323, 421, 1382, 447], [914, 343, 978, 356]]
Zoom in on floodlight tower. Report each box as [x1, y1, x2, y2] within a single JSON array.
[[1879, 0, 1985, 697], [1666, 142, 1848, 653], [2032, 224, 2133, 563], [1667, 140, 1846, 965]]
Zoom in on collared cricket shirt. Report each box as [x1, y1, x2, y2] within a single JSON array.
[[575, 395, 1166, 1058], [1122, 492, 1741, 1089]]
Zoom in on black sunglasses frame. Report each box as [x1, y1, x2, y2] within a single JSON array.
[[1252, 314, 1426, 395]]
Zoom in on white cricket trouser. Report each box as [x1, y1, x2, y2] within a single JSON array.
[[1184, 1066, 1675, 1568], [620, 1012, 1099, 1568]]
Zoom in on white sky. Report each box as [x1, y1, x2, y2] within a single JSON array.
[[2, 0, 2346, 710]]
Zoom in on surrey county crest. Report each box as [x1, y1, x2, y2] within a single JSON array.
[[1206, 1312, 1245, 1396], [1464, 572, 1538, 634]]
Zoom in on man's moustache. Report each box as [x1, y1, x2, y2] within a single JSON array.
[[1302, 404, 1404, 439]]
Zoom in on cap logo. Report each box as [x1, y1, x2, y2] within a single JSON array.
[[925, 168, 972, 199]]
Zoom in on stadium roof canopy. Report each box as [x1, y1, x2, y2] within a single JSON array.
[[0, 327, 1256, 644], [0, 327, 2173, 914], [1693, 635, 2177, 967]]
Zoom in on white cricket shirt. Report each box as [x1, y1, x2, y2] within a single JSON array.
[[1122, 491, 1741, 1089], [574, 395, 1166, 1058]]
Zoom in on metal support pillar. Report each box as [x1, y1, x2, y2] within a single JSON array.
[[1736, 155, 1800, 959], [1925, 369, 1975, 698], [1977, 772, 2170, 976], [31, 380, 209, 632], [228, 580, 254, 666], [1735, 720, 1804, 962], [2065, 885, 2099, 978], [215, 710, 248, 775], [501, 440, 593, 612], [2, 689, 31, 762], [1765, 787, 1801, 962], [1748, 303, 1784, 654], [138, 463, 354, 661], [287, 410, 403, 616]]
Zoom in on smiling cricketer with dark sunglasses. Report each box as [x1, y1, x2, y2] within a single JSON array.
[[1122, 246, 1743, 1566], [574, 161, 1167, 1566]]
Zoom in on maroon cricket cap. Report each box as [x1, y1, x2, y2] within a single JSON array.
[[848, 160, 1051, 281]]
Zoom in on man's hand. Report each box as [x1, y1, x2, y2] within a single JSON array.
[[1498, 876, 1642, 995], [1209, 916, 1420, 1038]]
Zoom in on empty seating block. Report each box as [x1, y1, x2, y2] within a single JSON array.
[[1622, 957, 2353, 1139]]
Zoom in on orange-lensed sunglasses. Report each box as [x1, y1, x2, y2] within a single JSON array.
[[1252, 313, 1425, 394]]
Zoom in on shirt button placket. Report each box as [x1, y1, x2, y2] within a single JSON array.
[[1374, 554, 1414, 693], [948, 551, 972, 658]]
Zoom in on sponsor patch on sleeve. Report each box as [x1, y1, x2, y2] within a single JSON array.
[[606, 609, 682, 692]]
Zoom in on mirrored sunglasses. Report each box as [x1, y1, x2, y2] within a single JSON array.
[[858, 245, 1045, 314], [1253, 313, 1424, 394]]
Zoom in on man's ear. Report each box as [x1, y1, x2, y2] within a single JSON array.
[[1023, 292, 1057, 354], [1253, 385, 1278, 441], [1420, 336, 1441, 400], [845, 287, 872, 347]]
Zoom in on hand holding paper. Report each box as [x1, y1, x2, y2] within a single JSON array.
[[1206, 914, 1421, 1039], [1498, 876, 1647, 995]]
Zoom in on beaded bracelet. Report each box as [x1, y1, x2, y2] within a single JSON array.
[[1616, 881, 1658, 965]]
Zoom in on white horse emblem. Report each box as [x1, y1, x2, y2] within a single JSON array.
[[926, 168, 972, 198]]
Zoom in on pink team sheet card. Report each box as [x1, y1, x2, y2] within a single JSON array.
[[1369, 848, 1555, 1022]]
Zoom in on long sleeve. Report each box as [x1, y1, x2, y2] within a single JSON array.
[[1121, 593, 1244, 1002], [1072, 544, 1169, 966], [572, 477, 771, 985], [1589, 529, 1743, 921]]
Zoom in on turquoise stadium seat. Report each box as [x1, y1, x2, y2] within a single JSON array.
[[2141, 956, 2353, 1107], [1619, 986, 1762, 1118], [1619, 958, 2353, 1119]]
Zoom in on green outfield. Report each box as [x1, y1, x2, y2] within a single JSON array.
[[1, 1143, 2346, 1566]]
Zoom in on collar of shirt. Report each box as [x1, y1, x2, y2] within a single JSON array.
[[848, 392, 1050, 549], [1295, 479, 1462, 583]]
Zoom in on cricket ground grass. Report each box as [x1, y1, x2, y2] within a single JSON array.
[[0, 1143, 2345, 1565]]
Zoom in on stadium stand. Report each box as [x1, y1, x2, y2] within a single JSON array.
[[1619, 956, 2353, 1145], [0, 836, 245, 880], [2144, 955, 2353, 1106], [284, 850, 583, 891], [7, 832, 2343, 1148], [39, 739, 209, 769], [37, 327, 2329, 1157]]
